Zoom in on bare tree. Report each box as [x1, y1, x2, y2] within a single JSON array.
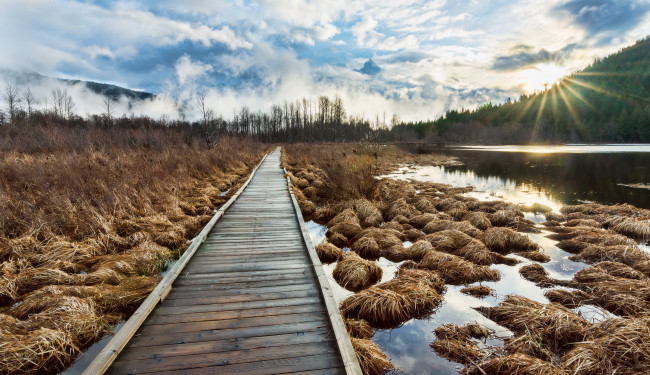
[[2, 85, 22, 123], [50, 88, 75, 119], [195, 90, 218, 145], [103, 97, 114, 119], [64, 93, 75, 119], [23, 87, 39, 122]]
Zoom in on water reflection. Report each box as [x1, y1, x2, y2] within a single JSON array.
[[397, 144, 650, 209]]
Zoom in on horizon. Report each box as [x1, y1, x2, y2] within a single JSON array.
[[1, 0, 650, 121]]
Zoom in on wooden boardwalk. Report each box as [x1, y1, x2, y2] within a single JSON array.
[[101, 148, 359, 375]]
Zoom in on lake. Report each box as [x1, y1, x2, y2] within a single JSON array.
[[394, 144, 650, 209], [365, 144, 649, 374]]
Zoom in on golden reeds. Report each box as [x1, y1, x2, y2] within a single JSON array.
[[332, 252, 383, 292], [327, 221, 363, 242], [612, 219, 650, 240], [381, 245, 411, 263], [475, 295, 589, 353], [403, 228, 425, 242], [464, 353, 565, 375], [352, 237, 382, 260], [350, 337, 394, 375], [385, 198, 417, 221], [431, 323, 492, 364], [480, 227, 539, 254], [409, 213, 438, 229], [328, 208, 361, 227], [354, 199, 383, 228], [463, 211, 493, 231], [426, 229, 473, 252], [315, 242, 343, 264], [417, 250, 501, 284], [460, 285, 494, 298], [355, 228, 403, 249], [344, 318, 374, 339], [423, 220, 482, 237]]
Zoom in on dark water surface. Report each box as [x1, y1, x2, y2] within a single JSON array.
[[398, 144, 650, 209]]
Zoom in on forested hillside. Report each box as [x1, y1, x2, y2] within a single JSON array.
[[394, 37, 650, 143]]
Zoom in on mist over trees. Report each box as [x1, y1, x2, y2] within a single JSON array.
[[1, 37, 648, 145]]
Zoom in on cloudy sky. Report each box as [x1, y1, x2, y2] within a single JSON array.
[[1, 0, 649, 120]]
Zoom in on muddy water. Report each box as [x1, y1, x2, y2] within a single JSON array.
[[308, 145, 650, 374]]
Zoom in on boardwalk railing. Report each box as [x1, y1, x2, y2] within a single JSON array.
[[82, 153, 268, 375]]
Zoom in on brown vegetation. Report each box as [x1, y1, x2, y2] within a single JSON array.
[[332, 252, 383, 292], [315, 242, 343, 264], [0, 124, 266, 373]]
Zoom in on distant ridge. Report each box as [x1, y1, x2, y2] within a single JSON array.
[[0, 69, 155, 102]]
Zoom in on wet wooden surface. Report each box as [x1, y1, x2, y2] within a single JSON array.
[[108, 149, 346, 375]]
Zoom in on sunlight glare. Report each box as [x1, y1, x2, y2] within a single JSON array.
[[523, 63, 567, 93]]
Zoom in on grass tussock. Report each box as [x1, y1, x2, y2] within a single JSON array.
[[355, 228, 403, 249], [327, 221, 363, 241], [460, 285, 494, 298], [350, 337, 394, 375], [404, 240, 433, 261], [416, 250, 501, 284], [328, 208, 361, 227], [425, 229, 473, 252], [352, 237, 382, 261], [475, 296, 589, 354], [423, 220, 482, 237], [480, 227, 539, 254], [354, 199, 384, 227], [431, 323, 493, 364], [333, 252, 383, 292], [344, 318, 374, 339], [315, 242, 343, 264], [340, 268, 444, 328], [464, 353, 565, 375]]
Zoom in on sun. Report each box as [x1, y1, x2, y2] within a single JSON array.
[[522, 63, 568, 93]]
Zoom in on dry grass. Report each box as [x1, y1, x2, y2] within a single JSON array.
[[519, 264, 550, 284], [354, 200, 384, 227], [521, 203, 553, 214], [463, 211, 493, 231], [381, 245, 411, 263], [352, 237, 382, 261], [355, 228, 403, 249], [327, 221, 363, 241], [452, 239, 519, 266], [425, 229, 473, 252], [416, 250, 501, 284], [464, 353, 565, 375], [328, 208, 361, 227], [574, 261, 645, 282], [544, 212, 565, 222], [344, 318, 374, 339], [461, 285, 494, 298], [340, 267, 444, 328], [480, 227, 539, 254], [423, 220, 482, 237], [563, 316, 650, 374], [403, 228, 425, 242], [385, 198, 418, 221], [569, 245, 650, 276], [404, 240, 433, 261], [0, 129, 266, 373], [332, 252, 383, 292], [315, 242, 343, 264], [431, 323, 493, 365], [612, 219, 650, 241], [475, 296, 589, 354], [409, 213, 438, 229], [350, 337, 394, 375], [516, 251, 551, 263]]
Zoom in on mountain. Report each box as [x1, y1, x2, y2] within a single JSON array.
[[0, 70, 154, 102], [358, 59, 382, 75], [395, 36, 650, 143]]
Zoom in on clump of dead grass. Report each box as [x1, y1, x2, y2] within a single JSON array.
[[461, 285, 494, 298], [416, 250, 501, 284], [431, 323, 493, 364], [352, 237, 382, 261], [345, 318, 374, 339], [350, 337, 394, 375], [333, 252, 383, 292], [480, 227, 539, 254], [315, 242, 342, 264], [423, 220, 482, 237]]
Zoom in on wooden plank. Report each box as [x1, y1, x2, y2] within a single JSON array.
[[129, 353, 346, 375], [126, 320, 330, 348], [159, 288, 320, 308], [162, 282, 316, 300], [81, 153, 269, 375], [115, 325, 335, 362], [152, 296, 322, 316], [145, 303, 325, 326], [136, 312, 329, 337], [110, 341, 338, 374]]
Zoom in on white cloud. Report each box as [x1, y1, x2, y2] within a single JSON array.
[[175, 55, 213, 86]]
